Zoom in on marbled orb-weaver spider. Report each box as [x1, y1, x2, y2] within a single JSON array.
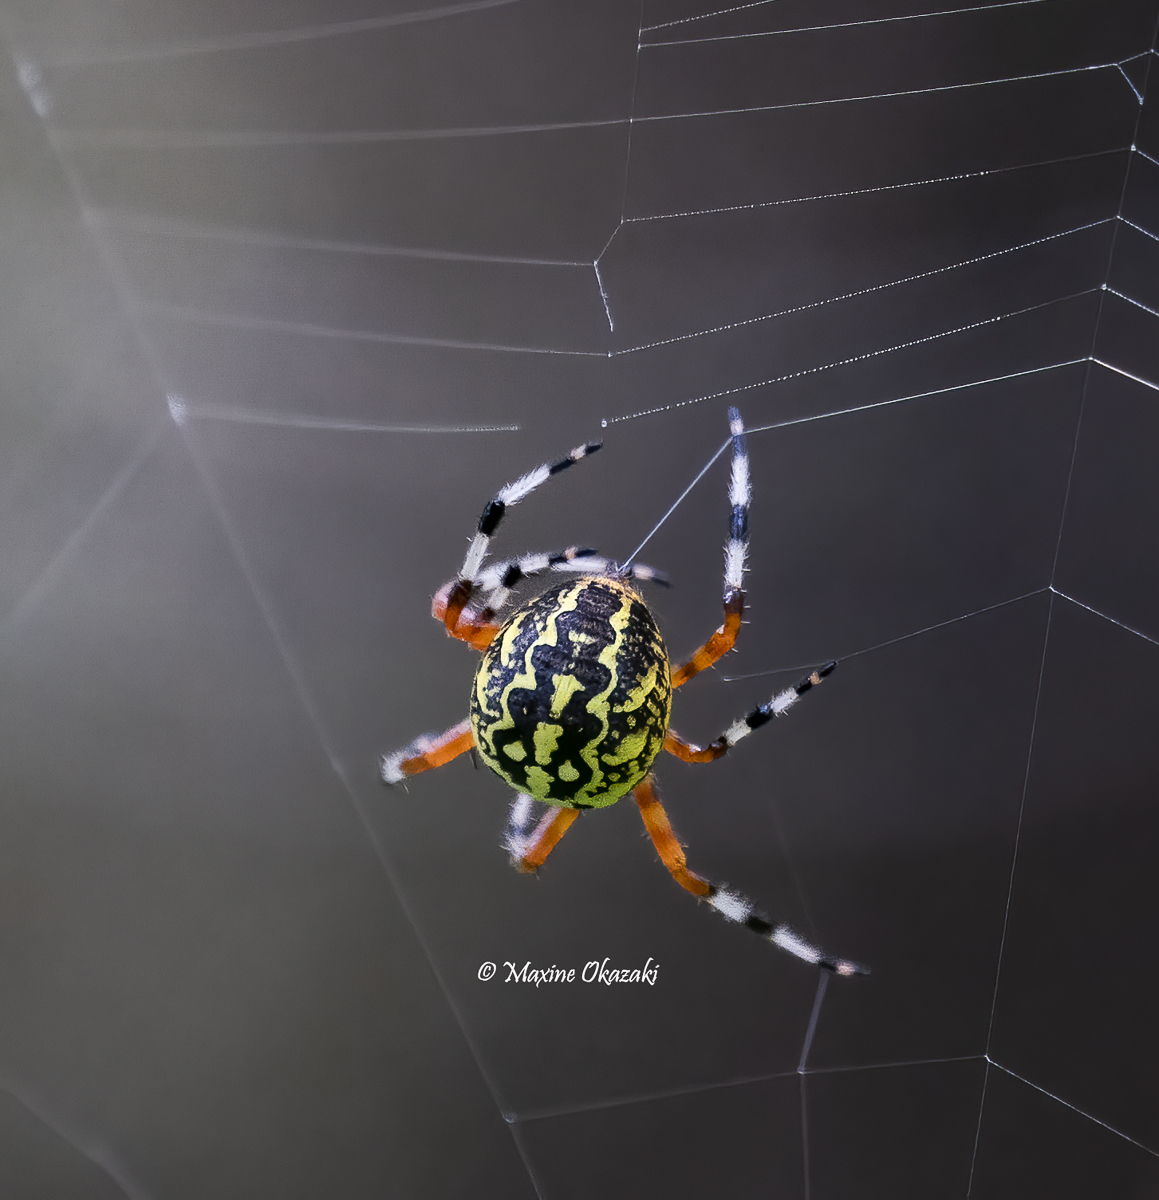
[[382, 409, 865, 976]]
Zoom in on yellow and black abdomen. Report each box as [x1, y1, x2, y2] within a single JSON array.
[[470, 577, 672, 808]]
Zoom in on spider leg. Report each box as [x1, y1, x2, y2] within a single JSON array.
[[433, 547, 603, 650], [619, 561, 669, 587], [381, 718, 474, 785], [432, 583, 503, 650], [504, 793, 580, 872], [634, 774, 867, 975], [433, 548, 599, 650], [436, 547, 668, 650], [438, 441, 602, 639], [476, 551, 669, 597], [671, 408, 750, 689], [664, 662, 836, 763], [469, 547, 602, 629], [473, 550, 668, 620]]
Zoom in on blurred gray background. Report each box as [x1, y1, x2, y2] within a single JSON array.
[[0, 0, 1157, 1196]]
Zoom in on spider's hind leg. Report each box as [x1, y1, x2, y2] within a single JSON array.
[[633, 774, 867, 976], [505, 795, 579, 873]]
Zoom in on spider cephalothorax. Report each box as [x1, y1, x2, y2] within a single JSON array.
[[382, 409, 865, 976]]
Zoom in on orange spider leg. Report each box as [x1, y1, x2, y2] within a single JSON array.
[[633, 774, 713, 898], [634, 772, 868, 975], [381, 718, 475, 784], [663, 728, 729, 763], [507, 803, 580, 873], [432, 580, 500, 651], [670, 589, 745, 688]]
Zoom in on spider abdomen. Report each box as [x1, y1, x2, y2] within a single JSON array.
[[470, 577, 672, 808]]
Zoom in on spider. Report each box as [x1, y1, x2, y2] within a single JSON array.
[[382, 408, 865, 976]]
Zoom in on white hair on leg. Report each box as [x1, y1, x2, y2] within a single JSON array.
[[772, 925, 824, 965], [707, 888, 754, 923], [380, 731, 436, 785], [457, 443, 602, 583], [380, 750, 408, 785], [461, 532, 490, 581], [728, 442, 750, 510], [724, 539, 747, 591], [497, 463, 552, 506], [724, 717, 751, 747], [723, 407, 750, 593], [504, 793, 537, 860]]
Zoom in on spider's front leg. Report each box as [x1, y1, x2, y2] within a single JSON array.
[[432, 581, 502, 650], [671, 407, 750, 689], [634, 774, 866, 976], [434, 441, 602, 649], [433, 546, 610, 650]]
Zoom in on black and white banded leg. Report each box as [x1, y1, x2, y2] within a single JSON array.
[[634, 773, 867, 976], [724, 405, 751, 599], [664, 662, 837, 763], [461, 441, 602, 582], [437, 440, 601, 642], [469, 548, 669, 627], [670, 407, 752, 688], [504, 793, 543, 862]]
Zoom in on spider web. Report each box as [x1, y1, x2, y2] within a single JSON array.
[[3, 0, 1159, 1196]]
